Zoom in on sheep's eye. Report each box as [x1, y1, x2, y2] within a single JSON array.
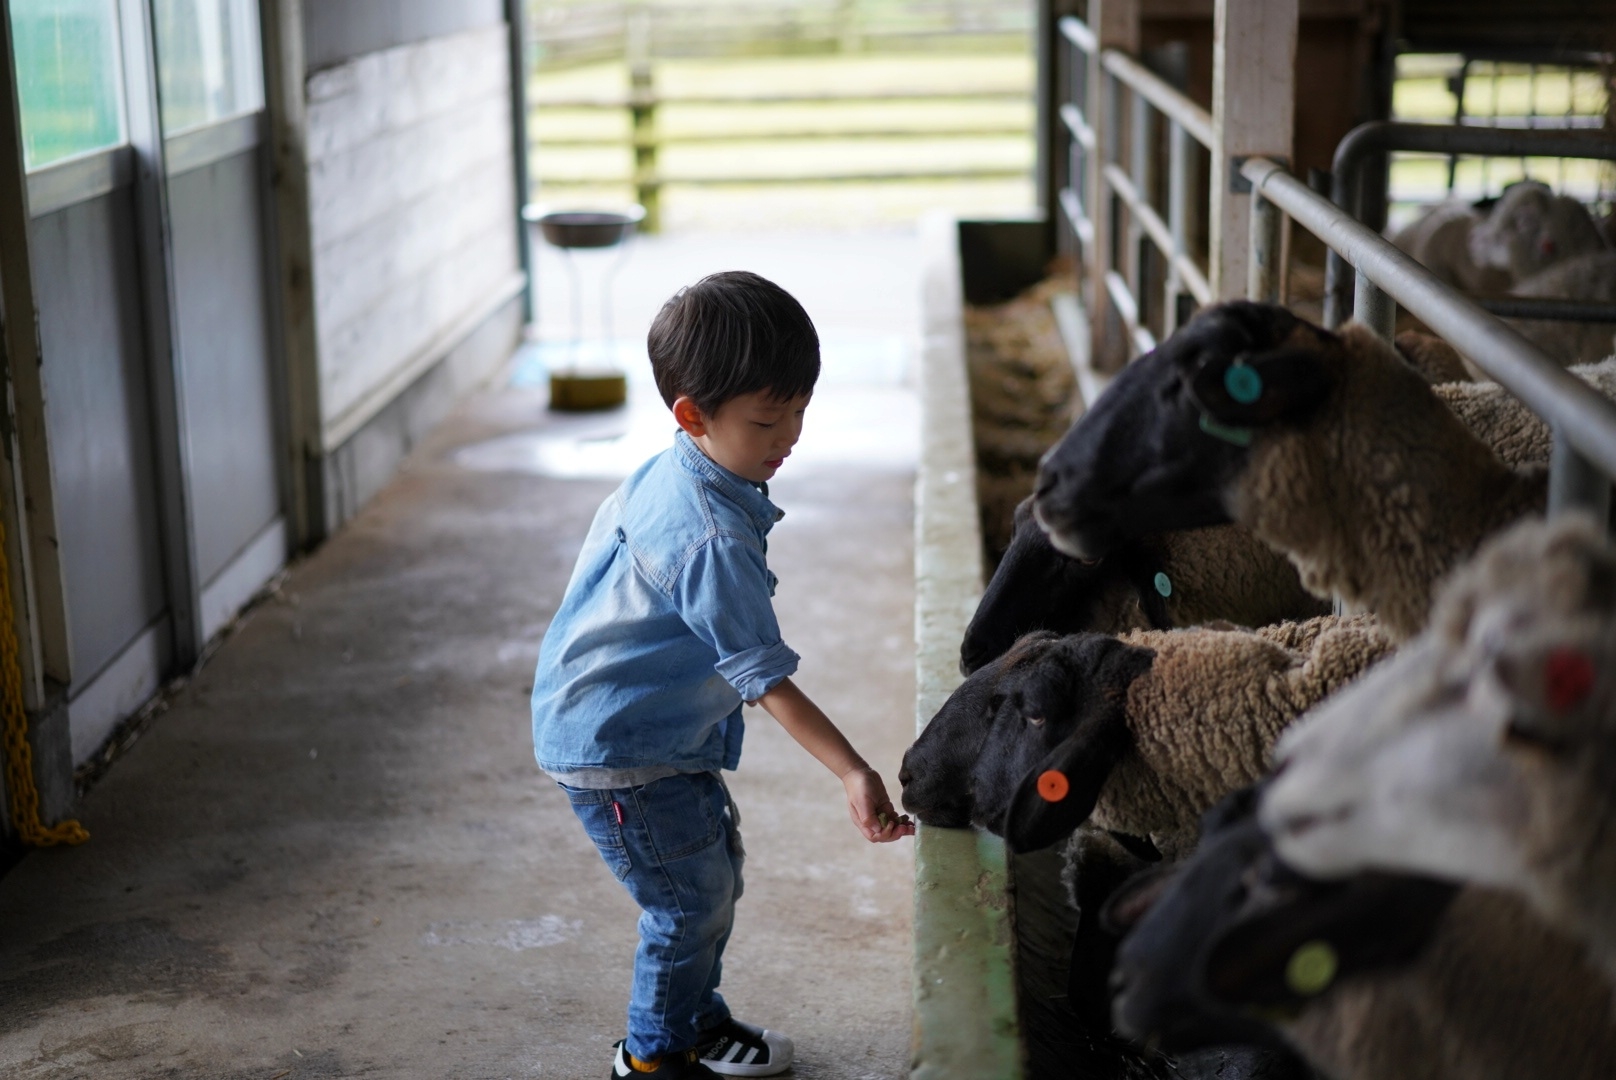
[[1026, 714, 1046, 727], [1503, 716, 1570, 755]]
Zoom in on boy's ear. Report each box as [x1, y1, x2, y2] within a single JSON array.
[[672, 395, 707, 437]]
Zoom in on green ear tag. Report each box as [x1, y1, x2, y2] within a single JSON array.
[[1198, 413, 1255, 447], [1153, 572, 1172, 598], [1224, 364, 1264, 404], [1285, 940, 1339, 996]]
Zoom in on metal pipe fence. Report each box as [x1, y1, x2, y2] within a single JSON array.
[[1324, 121, 1616, 328], [1245, 155, 1616, 521], [1055, 14, 1211, 359]]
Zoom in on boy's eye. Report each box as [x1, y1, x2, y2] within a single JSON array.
[[753, 421, 776, 429]]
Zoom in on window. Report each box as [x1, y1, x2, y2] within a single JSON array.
[[154, 0, 263, 134], [8, 0, 126, 170]]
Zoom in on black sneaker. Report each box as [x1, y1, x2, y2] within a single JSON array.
[[695, 1019, 794, 1077], [610, 1040, 720, 1079]]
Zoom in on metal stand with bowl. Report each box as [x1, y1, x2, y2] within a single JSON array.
[[522, 204, 646, 411]]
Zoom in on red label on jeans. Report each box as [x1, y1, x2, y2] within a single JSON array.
[[613, 801, 625, 826]]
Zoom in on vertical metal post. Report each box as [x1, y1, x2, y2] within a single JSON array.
[[1248, 188, 1282, 303], [120, 0, 203, 669], [1085, 0, 1139, 373], [505, 0, 535, 325], [1128, 86, 1149, 328], [1549, 427, 1612, 523], [1165, 119, 1187, 333], [1036, 0, 1058, 254], [1353, 272, 1396, 341]]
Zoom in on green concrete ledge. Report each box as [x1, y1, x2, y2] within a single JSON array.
[[910, 212, 1024, 1080]]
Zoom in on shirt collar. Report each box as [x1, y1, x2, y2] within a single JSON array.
[[673, 429, 785, 531]]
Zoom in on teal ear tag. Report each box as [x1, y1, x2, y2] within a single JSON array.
[[1199, 413, 1255, 447], [1153, 572, 1172, 598], [1224, 363, 1264, 404]]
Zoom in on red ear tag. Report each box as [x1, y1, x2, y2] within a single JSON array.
[[1544, 648, 1595, 713], [1037, 770, 1070, 802]]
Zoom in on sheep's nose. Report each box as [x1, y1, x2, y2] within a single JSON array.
[[897, 763, 913, 789]]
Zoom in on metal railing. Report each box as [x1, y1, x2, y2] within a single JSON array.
[[1245, 156, 1616, 521], [1055, 15, 1212, 359], [1323, 121, 1616, 327]]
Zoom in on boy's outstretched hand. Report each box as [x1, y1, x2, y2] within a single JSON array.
[[753, 678, 915, 843], [843, 766, 915, 843]]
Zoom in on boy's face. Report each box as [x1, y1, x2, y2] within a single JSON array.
[[674, 389, 812, 484]]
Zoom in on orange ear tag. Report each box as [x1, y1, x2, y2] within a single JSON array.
[[1037, 770, 1070, 802]]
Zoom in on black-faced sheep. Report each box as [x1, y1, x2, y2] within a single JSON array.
[[959, 496, 1331, 674], [1033, 302, 1549, 642], [1109, 790, 1616, 1080], [1260, 514, 1616, 989], [900, 615, 1393, 859]]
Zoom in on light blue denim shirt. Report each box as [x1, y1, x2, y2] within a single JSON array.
[[531, 430, 800, 785]]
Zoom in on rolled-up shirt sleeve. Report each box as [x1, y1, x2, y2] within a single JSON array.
[[675, 534, 799, 702]]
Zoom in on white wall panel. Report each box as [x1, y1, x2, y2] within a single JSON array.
[[304, 25, 519, 441]]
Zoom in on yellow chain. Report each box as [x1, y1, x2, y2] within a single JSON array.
[[0, 512, 86, 846]]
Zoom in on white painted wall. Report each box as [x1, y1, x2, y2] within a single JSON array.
[[305, 25, 519, 443]]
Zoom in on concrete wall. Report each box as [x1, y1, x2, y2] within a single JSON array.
[[299, 14, 525, 528]]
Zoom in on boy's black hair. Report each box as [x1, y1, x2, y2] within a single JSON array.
[[647, 270, 820, 415]]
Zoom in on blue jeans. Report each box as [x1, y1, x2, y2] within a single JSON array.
[[562, 771, 744, 1060]]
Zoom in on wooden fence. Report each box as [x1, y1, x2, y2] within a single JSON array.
[[527, 0, 1032, 67]]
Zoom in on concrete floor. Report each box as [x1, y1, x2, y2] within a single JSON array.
[[0, 231, 922, 1079]]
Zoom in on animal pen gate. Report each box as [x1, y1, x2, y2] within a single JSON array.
[[911, 3, 1616, 1078]]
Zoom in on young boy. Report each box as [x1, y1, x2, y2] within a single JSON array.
[[532, 271, 913, 1079]]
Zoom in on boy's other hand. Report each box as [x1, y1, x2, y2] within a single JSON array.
[[842, 767, 915, 843]]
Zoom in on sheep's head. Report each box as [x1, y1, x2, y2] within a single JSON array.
[[1262, 515, 1616, 931], [1469, 180, 1605, 279], [959, 496, 1170, 675], [1109, 788, 1457, 1055], [900, 631, 1154, 848], [1033, 302, 1333, 562]]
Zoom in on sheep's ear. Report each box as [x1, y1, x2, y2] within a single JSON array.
[[1001, 642, 1154, 854], [1187, 346, 1332, 428], [1201, 874, 1458, 1010], [1097, 865, 1177, 935], [1393, 331, 1470, 385]]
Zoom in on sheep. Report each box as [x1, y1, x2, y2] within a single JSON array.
[[1108, 789, 1616, 1080], [959, 496, 1331, 674], [1435, 353, 1616, 465], [900, 614, 1393, 860], [1258, 514, 1616, 988], [1499, 249, 1616, 369], [1390, 200, 1514, 298], [1392, 330, 1474, 384], [1468, 179, 1609, 283], [958, 331, 1607, 673], [1033, 301, 1550, 642]]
